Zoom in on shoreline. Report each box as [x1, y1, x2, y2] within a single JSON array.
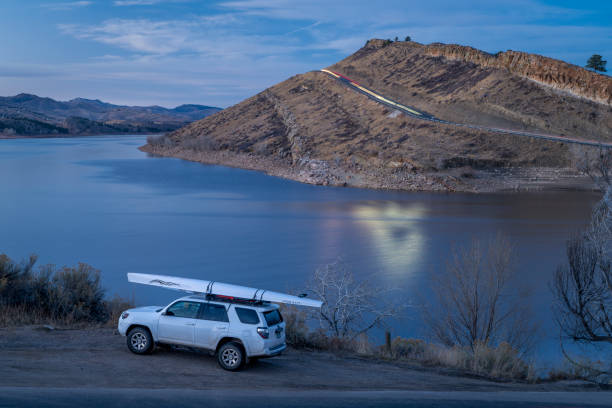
[[140, 144, 596, 194]]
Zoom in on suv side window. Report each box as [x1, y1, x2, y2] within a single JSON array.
[[165, 301, 201, 318], [200, 303, 229, 322], [235, 307, 260, 324]]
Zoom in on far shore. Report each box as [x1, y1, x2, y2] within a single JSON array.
[[140, 143, 597, 194], [0, 132, 164, 140]]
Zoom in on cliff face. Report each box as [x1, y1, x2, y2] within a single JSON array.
[[423, 43, 611, 105]]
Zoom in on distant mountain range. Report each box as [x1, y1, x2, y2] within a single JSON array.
[[0, 93, 222, 136]]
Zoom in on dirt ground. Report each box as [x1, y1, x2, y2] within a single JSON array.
[[0, 326, 603, 392]]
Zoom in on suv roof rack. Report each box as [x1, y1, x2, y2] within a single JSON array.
[[189, 293, 271, 306]]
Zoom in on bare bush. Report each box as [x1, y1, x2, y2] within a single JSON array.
[[424, 234, 536, 354], [306, 260, 402, 339]]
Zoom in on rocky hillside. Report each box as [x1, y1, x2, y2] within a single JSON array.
[[0, 94, 221, 136], [142, 39, 612, 192]]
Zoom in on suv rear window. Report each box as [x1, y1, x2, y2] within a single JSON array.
[[264, 309, 283, 326], [235, 307, 260, 324]]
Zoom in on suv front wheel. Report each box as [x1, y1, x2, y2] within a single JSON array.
[[127, 327, 154, 355], [217, 342, 245, 371]]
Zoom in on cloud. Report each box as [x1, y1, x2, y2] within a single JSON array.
[[58, 16, 302, 56], [42, 1, 93, 10], [59, 20, 193, 54], [113, 0, 190, 5]]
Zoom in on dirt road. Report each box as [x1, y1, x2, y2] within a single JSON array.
[[0, 326, 610, 407]]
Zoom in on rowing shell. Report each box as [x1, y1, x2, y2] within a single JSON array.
[[127, 273, 322, 308]]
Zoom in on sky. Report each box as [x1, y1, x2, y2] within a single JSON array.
[[1, 0, 610, 108]]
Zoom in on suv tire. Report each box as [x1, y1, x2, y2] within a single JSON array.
[[127, 327, 154, 355], [217, 342, 245, 371]]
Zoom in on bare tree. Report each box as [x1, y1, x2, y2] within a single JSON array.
[[553, 148, 612, 345], [307, 260, 401, 339], [425, 234, 536, 353], [553, 236, 612, 345], [547, 149, 612, 382]]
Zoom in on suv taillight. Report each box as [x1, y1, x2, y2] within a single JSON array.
[[121, 312, 129, 319], [257, 327, 269, 339]]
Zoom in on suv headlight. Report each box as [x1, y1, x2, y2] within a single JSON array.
[[121, 312, 130, 320]]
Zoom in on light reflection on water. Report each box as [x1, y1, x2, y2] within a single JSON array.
[[0, 135, 605, 364], [352, 202, 427, 281]]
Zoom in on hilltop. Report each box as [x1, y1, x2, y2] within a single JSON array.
[[0, 94, 221, 137], [142, 39, 612, 192]]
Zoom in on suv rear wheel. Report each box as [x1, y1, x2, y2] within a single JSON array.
[[217, 342, 244, 371], [127, 327, 154, 355]]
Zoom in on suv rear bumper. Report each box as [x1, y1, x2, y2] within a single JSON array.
[[252, 342, 286, 358]]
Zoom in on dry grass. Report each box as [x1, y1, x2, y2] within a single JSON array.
[[379, 338, 535, 381], [282, 304, 534, 381]]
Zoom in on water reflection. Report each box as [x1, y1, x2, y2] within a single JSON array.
[[352, 202, 427, 279]]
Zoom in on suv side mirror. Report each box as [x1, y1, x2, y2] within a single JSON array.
[[164, 310, 175, 316]]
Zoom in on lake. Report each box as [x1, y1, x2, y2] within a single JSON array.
[[0, 135, 602, 364]]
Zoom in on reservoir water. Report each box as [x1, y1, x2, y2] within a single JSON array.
[[0, 135, 603, 364]]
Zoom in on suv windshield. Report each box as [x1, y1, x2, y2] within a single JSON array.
[[263, 309, 283, 326]]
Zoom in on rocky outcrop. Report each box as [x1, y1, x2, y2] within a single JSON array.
[[424, 43, 612, 105]]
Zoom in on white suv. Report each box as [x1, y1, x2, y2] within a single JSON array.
[[117, 295, 286, 370]]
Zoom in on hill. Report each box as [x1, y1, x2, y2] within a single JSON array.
[[0, 94, 221, 137], [141, 39, 612, 192]]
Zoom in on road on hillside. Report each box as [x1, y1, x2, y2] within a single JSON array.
[[320, 69, 612, 149]]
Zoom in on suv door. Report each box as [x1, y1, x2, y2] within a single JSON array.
[[194, 303, 229, 350], [158, 301, 202, 345]]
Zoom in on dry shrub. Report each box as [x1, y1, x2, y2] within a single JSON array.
[[468, 342, 533, 380], [105, 295, 135, 328], [281, 305, 357, 352], [389, 337, 428, 360], [385, 337, 534, 381], [548, 361, 599, 382], [0, 253, 132, 327]]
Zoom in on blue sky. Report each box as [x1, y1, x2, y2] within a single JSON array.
[[1, 0, 610, 107]]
